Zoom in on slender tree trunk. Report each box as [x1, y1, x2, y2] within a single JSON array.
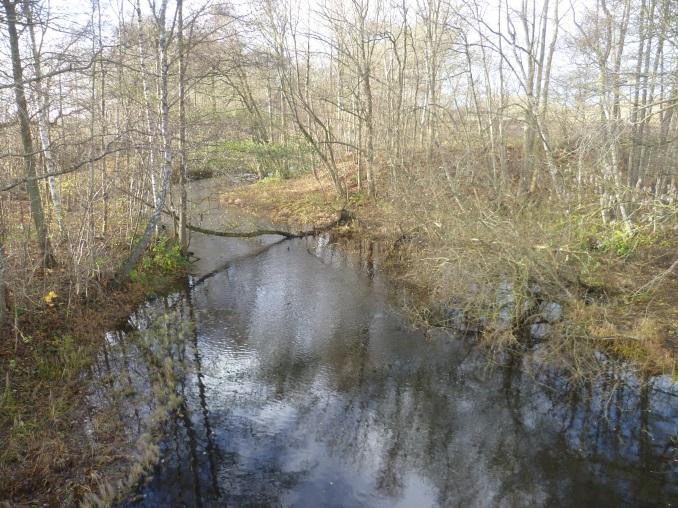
[[635, 0, 658, 186], [177, 0, 188, 251], [23, 0, 65, 238], [96, 0, 108, 237], [363, 67, 375, 197], [527, 0, 550, 193], [136, 0, 158, 206], [88, 0, 98, 248], [0, 245, 6, 328], [2, 0, 55, 267], [357, 3, 375, 197], [357, 94, 363, 191], [628, 0, 644, 185], [116, 0, 173, 284], [521, 0, 537, 191]]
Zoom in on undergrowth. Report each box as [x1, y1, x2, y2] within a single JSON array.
[[222, 172, 678, 379], [129, 236, 189, 291], [0, 236, 188, 505], [395, 180, 677, 378]]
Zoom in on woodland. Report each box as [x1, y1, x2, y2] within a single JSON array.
[[0, 0, 677, 502]]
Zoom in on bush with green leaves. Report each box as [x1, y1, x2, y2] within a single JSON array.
[[129, 236, 187, 286]]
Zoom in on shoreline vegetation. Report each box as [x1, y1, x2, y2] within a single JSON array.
[[0, 236, 188, 505], [1, 0, 677, 504], [219, 173, 677, 378], [0, 173, 675, 505]]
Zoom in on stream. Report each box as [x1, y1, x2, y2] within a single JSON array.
[[93, 180, 676, 507]]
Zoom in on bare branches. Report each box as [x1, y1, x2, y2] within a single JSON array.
[[0, 0, 676, 309], [0, 144, 130, 192]]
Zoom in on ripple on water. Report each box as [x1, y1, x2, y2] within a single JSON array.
[[111, 233, 677, 508]]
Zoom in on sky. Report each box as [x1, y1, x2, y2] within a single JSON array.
[[0, 0, 667, 119]]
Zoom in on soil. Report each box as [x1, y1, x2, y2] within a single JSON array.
[[0, 272, 184, 506]]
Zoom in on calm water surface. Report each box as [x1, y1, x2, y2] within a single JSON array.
[[105, 180, 676, 507]]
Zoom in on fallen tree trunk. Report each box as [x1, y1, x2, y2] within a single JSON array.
[[187, 223, 303, 238], [185, 220, 340, 239], [115, 184, 346, 245]]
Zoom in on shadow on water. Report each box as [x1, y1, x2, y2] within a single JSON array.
[[97, 230, 676, 508]]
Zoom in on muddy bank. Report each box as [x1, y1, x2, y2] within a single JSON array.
[[0, 254, 186, 506]]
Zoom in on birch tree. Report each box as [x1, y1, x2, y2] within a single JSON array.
[[22, 0, 65, 237], [2, 0, 56, 267], [116, 0, 176, 284]]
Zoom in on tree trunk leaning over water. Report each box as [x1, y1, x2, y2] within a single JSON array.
[[114, 0, 174, 286], [2, 0, 56, 267]]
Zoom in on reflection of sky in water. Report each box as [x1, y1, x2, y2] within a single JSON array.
[[111, 192, 677, 507]]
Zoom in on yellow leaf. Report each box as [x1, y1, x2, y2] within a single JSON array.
[[43, 290, 58, 306]]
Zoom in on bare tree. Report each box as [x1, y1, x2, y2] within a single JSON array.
[[22, 0, 65, 237], [116, 0, 176, 284], [2, 0, 56, 267]]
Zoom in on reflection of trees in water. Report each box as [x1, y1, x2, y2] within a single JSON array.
[[322, 341, 673, 505], [508, 358, 677, 504], [112, 238, 676, 507], [171, 282, 222, 507], [84, 296, 195, 505]]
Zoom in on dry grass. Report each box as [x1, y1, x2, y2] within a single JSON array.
[[3, 166, 672, 504], [0, 227, 187, 505], [222, 171, 678, 379], [218, 174, 344, 227]]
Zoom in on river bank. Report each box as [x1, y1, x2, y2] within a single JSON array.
[[0, 238, 187, 506], [116, 204, 678, 506], [1, 173, 675, 506], [217, 173, 678, 378]]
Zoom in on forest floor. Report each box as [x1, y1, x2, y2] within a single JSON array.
[[219, 172, 678, 380], [0, 239, 187, 506]]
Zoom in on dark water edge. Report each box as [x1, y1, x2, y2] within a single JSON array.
[[91, 231, 677, 508]]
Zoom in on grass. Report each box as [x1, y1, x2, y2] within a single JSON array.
[[0, 235, 188, 505], [219, 173, 345, 227], [221, 171, 678, 379], [1, 164, 674, 504]]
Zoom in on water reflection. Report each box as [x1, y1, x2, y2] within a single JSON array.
[[115, 235, 677, 507]]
